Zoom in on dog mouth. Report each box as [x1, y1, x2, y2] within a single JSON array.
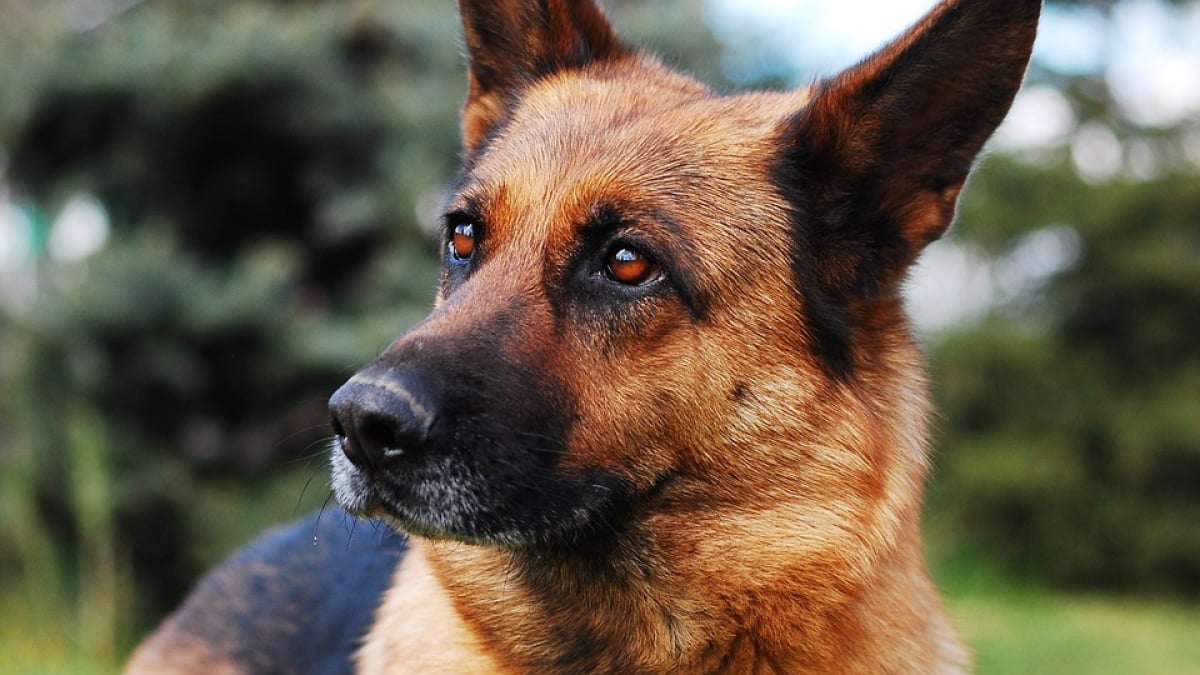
[[329, 439, 628, 547]]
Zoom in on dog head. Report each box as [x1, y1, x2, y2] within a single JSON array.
[[330, 0, 1040, 561]]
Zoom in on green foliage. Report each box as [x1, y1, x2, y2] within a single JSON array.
[[932, 155, 1200, 595], [0, 0, 458, 653]]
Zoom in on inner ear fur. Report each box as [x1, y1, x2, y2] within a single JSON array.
[[777, 0, 1042, 299], [457, 0, 627, 153]]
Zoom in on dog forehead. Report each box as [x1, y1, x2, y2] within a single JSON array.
[[459, 70, 811, 250]]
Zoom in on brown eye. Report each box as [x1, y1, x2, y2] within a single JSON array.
[[605, 246, 660, 286], [450, 222, 475, 261]]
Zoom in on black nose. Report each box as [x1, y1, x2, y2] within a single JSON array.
[[328, 375, 436, 468]]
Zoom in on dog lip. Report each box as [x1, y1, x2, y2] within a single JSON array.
[[329, 445, 389, 518], [334, 487, 387, 520], [372, 504, 467, 544], [360, 470, 627, 548]]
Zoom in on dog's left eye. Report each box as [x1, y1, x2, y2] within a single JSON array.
[[450, 222, 476, 261], [605, 246, 661, 286]]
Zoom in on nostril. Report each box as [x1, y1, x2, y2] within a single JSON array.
[[330, 416, 347, 439], [360, 415, 401, 457], [330, 412, 371, 468]]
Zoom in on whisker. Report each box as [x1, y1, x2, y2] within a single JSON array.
[[284, 437, 337, 466], [292, 474, 315, 516], [274, 423, 334, 448], [312, 491, 335, 546], [372, 518, 389, 544]]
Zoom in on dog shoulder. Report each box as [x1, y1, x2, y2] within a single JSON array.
[[125, 508, 406, 675]]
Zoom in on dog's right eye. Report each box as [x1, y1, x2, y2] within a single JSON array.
[[604, 245, 661, 286], [450, 222, 476, 261]]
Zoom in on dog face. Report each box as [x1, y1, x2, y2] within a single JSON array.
[[330, 0, 1040, 562]]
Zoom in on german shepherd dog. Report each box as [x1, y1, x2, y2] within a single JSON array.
[[128, 0, 1040, 672]]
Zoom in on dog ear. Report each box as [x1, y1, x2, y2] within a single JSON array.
[[457, 0, 626, 153], [777, 0, 1041, 300]]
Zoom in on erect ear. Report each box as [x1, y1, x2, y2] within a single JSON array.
[[777, 0, 1041, 300], [457, 0, 627, 153]]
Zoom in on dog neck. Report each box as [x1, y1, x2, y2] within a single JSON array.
[[358, 521, 966, 674]]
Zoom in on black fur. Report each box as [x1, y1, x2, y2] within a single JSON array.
[[157, 508, 406, 675]]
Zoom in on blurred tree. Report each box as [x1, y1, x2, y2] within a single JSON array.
[[0, 0, 725, 653], [929, 0, 1200, 595], [934, 159, 1200, 595], [1, 1, 454, 625]]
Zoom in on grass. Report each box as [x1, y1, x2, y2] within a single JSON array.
[[933, 540, 1200, 674], [0, 594, 115, 675], [949, 584, 1200, 674]]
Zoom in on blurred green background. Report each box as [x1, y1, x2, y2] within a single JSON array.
[[0, 1, 1197, 673]]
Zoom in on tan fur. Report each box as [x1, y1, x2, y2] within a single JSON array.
[[358, 542, 498, 673]]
